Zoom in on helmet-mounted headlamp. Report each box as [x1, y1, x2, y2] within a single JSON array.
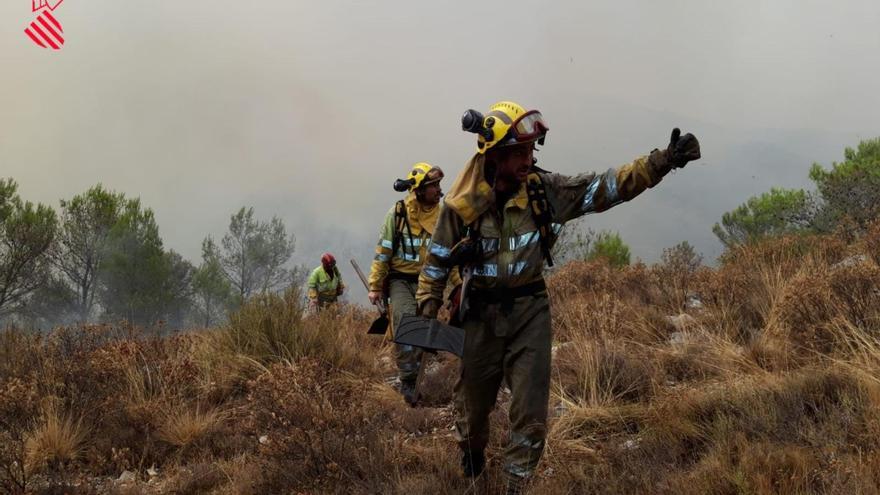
[[393, 163, 443, 192]]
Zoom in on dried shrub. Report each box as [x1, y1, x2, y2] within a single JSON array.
[[0, 376, 40, 494], [548, 259, 614, 301], [24, 402, 88, 475], [669, 438, 821, 494], [245, 359, 409, 493], [416, 353, 458, 407], [222, 289, 378, 375], [827, 260, 880, 329], [156, 404, 226, 450], [551, 291, 630, 343], [554, 337, 655, 406], [549, 259, 660, 309], [544, 367, 880, 494], [3, 228, 880, 494], [697, 235, 848, 342], [864, 219, 880, 266], [652, 241, 704, 312], [771, 258, 880, 355], [163, 462, 226, 494]]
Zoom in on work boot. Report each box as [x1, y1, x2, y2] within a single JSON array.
[[460, 449, 485, 478], [504, 473, 527, 495], [400, 378, 419, 406]]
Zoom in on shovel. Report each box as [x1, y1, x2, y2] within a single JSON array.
[[351, 259, 391, 335], [368, 312, 390, 335]]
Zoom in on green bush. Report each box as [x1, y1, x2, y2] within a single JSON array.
[[587, 231, 631, 268]]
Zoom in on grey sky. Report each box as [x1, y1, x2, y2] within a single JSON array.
[[2, 0, 879, 300]]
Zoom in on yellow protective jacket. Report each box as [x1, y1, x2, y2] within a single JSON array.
[[368, 193, 460, 292], [416, 152, 667, 305], [308, 265, 344, 302]]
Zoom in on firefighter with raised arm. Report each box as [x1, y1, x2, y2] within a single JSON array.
[[415, 101, 700, 493], [367, 163, 459, 405]]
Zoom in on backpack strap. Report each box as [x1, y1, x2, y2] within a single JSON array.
[[446, 215, 483, 269], [526, 172, 556, 267], [465, 217, 483, 261], [391, 200, 414, 260]]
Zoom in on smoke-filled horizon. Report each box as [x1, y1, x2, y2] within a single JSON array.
[[2, 0, 879, 301]]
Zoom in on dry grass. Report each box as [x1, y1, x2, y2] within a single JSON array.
[[24, 402, 88, 473], [220, 287, 379, 376], [156, 404, 226, 449], [554, 336, 655, 407], [2, 229, 880, 493]]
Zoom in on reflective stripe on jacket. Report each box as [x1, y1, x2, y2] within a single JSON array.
[[416, 155, 663, 305], [367, 193, 440, 292]]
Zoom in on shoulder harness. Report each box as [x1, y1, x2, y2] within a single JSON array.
[[452, 171, 556, 269], [526, 171, 556, 267], [391, 199, 415, 259]]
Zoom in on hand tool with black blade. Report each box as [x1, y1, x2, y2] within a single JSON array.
[[395, 315, 465, 357], [350, 259, 390, 335]]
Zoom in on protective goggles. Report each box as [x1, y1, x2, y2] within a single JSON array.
[[421, 168, 444, 186], [510, 110, 549, 142]]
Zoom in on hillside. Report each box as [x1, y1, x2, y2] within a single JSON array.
[[2, 225, 880, 494]]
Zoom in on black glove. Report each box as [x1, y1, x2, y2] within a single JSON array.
[[667, 128, 701, 168], [648, 128, 701, 176], [448, 238, 479, 267]]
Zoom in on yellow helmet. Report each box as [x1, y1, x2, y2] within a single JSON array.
[[394, 162, 444, 192], [462, 101, 549, 154]]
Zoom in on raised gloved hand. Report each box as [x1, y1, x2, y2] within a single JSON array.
[[418, 298, 441, 319], [667, 128, 701, 167], [649, 128, 701, 176]]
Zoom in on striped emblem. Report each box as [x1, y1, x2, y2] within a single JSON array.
[[25, 11, 64, 50]]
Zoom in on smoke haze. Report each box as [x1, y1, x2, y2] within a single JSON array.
[[2, 0, 879, 301]]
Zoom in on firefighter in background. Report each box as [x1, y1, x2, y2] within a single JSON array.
[[307, 252, 345, 312], [416, 101, 701, 493], [367, 163, 457, 405]]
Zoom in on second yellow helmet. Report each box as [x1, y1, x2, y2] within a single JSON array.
[[394, 162, 444, 192]]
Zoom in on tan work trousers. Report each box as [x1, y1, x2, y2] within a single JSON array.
[[453, 291, 551, 479], [390, 278, 422, 382]]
